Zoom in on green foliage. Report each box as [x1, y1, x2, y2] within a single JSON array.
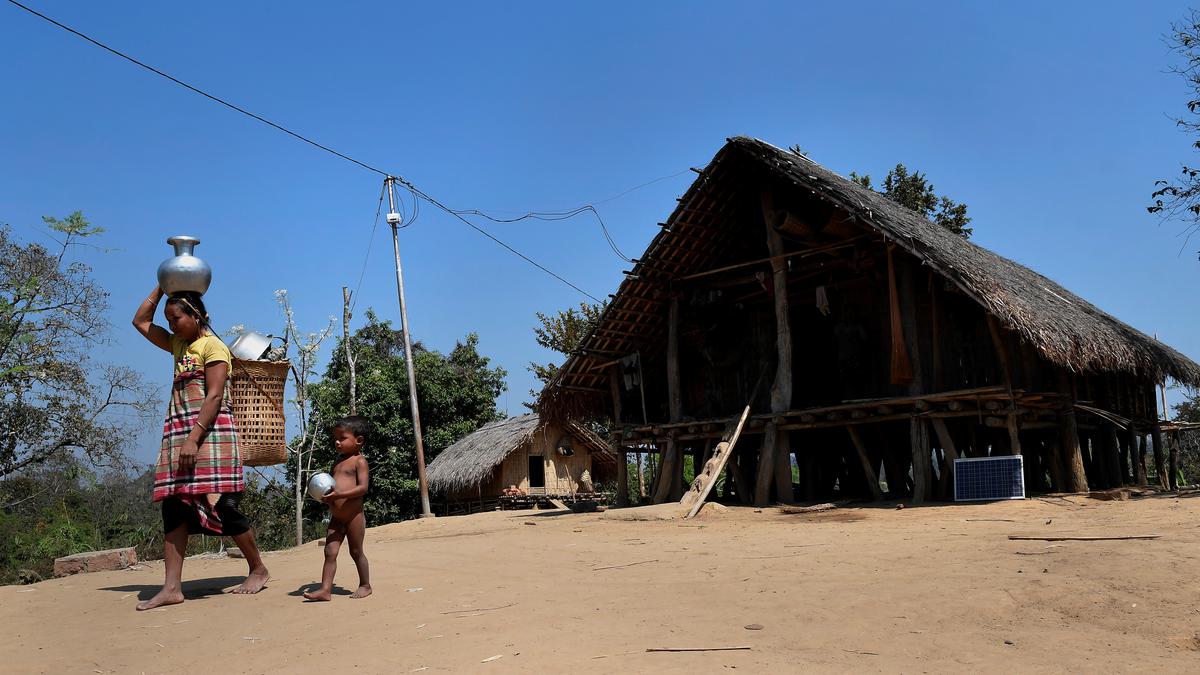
[[526, 301, 605, 406], [848, 164, 973, 238], [1149, 9, 1200, 258], [0, 456, 313, 584], [301, 310, 507, 524], [1173, 390, 1200, 484], [0, 213, 158, 478]]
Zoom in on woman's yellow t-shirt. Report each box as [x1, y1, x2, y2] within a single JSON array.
[[171, 333, 232, 375]]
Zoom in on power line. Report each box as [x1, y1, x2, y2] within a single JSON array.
[[396, 178, 604, 302], [6, 0, 608, 301]]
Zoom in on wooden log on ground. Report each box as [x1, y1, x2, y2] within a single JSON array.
[[847, 427, 884, 501]]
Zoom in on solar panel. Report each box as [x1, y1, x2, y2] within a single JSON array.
[[954, 455, 1025, 502]]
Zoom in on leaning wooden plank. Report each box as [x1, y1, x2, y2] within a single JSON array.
[[684, 405, 752, 519], [846, 427, 883, 501], [1007, 535, 1161, 541]]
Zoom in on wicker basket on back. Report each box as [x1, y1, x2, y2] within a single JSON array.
[[230, 358, 290, 466]]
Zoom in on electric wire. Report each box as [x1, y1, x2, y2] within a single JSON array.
[[4, 0, 645, 301], [349, 183, 387, 315]]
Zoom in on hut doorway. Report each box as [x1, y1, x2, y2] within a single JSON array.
[[528, 456, 546, 488]]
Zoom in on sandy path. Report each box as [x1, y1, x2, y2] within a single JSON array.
[[3, 494, 1199, 673]]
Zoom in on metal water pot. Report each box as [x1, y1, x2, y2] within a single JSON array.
[[157, 235, 212, 296], [307, 472, 336, 502], [229, 331, 283, 361]]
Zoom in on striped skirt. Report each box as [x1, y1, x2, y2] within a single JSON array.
[[152, 370, 244, 534]]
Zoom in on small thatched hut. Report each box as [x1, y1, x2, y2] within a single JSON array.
[[539, 136, 1200, 507], [426, 414, 615, 512]]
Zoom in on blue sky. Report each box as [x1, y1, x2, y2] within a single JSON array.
[[2, 1, 1197, 465]]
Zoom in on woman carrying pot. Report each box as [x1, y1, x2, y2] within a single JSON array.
[[132, 287, 269, 610]]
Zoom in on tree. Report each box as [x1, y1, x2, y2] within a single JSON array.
[[1173, 390, 1200, 484], [849, 165, 973, 238], [526, 301, 605, 406], [301, 310, 507, 523], [0, 213, 157, 478], [1149, 9, 1200, 257]]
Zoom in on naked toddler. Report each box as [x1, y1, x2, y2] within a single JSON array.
[[303, 416, 372, 600]]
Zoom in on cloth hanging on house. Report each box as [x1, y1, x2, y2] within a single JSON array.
[[815, 285, 831, 316], [620, 353, 641, 390]]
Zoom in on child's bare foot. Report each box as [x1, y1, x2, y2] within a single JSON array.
[[231, 565, 269, 594], [303, 586, 332, 601], [135, 587, 184, 611], [350, 584, 372, 599]]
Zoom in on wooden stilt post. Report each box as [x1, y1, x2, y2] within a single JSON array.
[[910, 417, 931, 504], [1105, 424, 1123, 489], [1128, 425, 1147, 482], [1151, 425, 1168, 489], [847, 427, 884, 501], [1116, 427, 1131, 486], [1055, 373, 1088, 492], [610, 367, 629, 507], [653, 298, 685, 503], [754, 190, 794, 507], [1168, 431, 1180, 491]]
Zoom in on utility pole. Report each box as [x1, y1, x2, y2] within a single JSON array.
[[386, 176, 434, 518]]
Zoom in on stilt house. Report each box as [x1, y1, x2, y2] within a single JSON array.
[[538, 137, 1200, 506], [426, 413, 616, 513]]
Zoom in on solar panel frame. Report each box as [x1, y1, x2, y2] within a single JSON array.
[[953, 455, 1025, 502]]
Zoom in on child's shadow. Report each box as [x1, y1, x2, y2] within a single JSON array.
[[290, 583, 353, 601]]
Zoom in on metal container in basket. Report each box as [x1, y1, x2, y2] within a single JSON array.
[[230, 358, 290, 466]]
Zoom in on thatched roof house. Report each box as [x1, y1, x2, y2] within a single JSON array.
[[427, 414, 615, 508], [539, 136, 1200, 507]]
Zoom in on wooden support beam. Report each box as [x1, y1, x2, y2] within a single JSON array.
[[1007, 414, 1022, 456], [1168, 430, 1180, 491], [755, 189, 794, 507], [931, 418, 959, 498], [610, 367, 629, 508], [910, 417, 931, 504], [987, 315, 1013, 392], [1105, 424, 1124, 489], [847, 427, 884, 501], [1151, 425, 1168, 489], [887, 246, 914, 385], [652, 297, 684, 503], [1131, 425, 1147, 486], [1056, 373, 1088, 493]]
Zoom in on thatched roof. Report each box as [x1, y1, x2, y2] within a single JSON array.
[[540, 136, 1200, 418], [426, 414, 614, 493]]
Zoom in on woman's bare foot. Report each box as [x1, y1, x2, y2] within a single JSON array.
[[231, 565, 269, 594], [302, 586, 332, 601], [136, 588, 184, 611], [350, 584, 372, 599]]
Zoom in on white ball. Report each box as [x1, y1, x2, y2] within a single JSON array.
[[307, 472, 335, 502]]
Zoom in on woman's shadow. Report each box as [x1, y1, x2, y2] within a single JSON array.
[[99, 576, 249, 601]]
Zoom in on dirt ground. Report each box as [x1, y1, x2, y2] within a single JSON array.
[[3, 493, 1200, 674]]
